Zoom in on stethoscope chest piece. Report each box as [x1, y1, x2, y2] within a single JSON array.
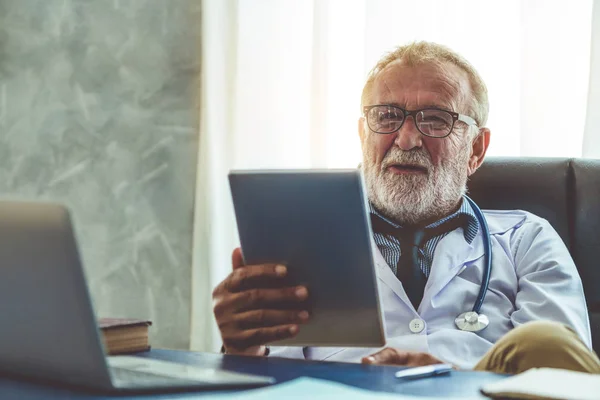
[[455, 311, 489, 332]]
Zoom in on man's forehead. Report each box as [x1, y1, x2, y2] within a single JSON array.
[[370, 59, 471, 108]]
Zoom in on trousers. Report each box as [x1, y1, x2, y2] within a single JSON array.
[[474, 320, 600, 374]]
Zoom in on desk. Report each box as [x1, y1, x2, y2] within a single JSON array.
[[0, 349, 507, 399]]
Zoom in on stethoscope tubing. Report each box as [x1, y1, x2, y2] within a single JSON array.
[[463, 195, 492, 314]]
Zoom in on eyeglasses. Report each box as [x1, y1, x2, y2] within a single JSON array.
[[362, 104, 479, 138]]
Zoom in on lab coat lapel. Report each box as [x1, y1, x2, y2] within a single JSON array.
[[373, 243, 417, 313], [419, 227, 485, 313]]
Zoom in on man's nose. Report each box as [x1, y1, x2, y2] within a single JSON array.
[[394, 116, 423, 150]]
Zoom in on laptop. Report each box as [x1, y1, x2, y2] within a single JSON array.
[[229, 169, 386, 347], [0, 201, 274, 393]]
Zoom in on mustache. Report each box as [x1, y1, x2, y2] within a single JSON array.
[[381, 149, 432, 170]]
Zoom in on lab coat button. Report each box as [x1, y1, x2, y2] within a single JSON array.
[[409, 318, 425, 333]]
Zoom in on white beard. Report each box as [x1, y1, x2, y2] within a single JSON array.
[[362, 143, 470, 226]]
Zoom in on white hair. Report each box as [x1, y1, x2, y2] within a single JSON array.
[[361, 41, 489, 128]]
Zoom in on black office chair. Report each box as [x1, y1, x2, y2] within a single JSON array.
[[468, 157, 600, 355]]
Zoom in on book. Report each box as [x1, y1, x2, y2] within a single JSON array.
[[481, 368, 600, 400], [98, 318, 152, 355]]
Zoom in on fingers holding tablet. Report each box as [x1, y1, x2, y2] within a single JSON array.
[[222, 324, 300, 351], [212, 248, 311, 355], [218, 286, 309, 313], [224, 264, 290, 293], [229, 309, 310, 330]]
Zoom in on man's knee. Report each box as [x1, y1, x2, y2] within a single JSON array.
[[501, 320, 578, 353], [475, 320, 600, 374]]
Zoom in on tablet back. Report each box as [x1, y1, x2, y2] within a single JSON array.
[[229, 169, 385, 347]]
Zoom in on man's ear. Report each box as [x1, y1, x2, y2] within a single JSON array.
[[467, 127, 490, 176], [358, 117, 366, 142], [358, 116, 367, 150]]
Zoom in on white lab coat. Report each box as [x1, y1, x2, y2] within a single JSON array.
[[269, 210, 592, 369]]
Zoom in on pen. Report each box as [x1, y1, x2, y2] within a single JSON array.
[[394, 363, 454, 380]]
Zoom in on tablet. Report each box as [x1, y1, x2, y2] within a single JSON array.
[[228, 169, 386, 347]]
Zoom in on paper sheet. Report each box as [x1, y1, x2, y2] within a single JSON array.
[[208, 377, 481, 399]]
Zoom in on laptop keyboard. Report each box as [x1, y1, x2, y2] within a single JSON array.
[[107, 355, 273, 389], [110, 366, 198, 388]]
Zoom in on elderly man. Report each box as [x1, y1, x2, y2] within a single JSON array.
[[212, 41, 600, 374]]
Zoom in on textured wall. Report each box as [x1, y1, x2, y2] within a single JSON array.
[[0, 0, 201, 349]]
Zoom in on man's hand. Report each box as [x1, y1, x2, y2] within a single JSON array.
[[212, 248, 310, 356], [361, 348, 446, 367]]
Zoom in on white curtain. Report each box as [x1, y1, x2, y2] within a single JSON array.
[[192, 0, 597, 352], [584, 0, 600, 157]]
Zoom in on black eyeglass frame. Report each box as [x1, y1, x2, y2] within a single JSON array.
[[362, 104, 479, 138]]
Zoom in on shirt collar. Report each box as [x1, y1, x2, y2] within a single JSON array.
[[368, 196, 479, 244]]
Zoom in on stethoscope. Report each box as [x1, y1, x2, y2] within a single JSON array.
[[454, 195, 492, 333]]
